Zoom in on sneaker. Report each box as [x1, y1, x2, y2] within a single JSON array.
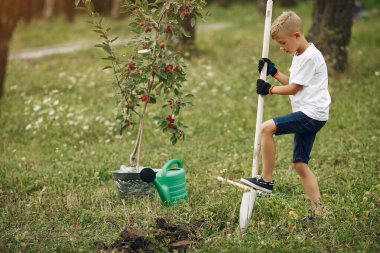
[[240, 175, 274, 193], [300, 215, 314, 222]]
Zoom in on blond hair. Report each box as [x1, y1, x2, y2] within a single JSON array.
[[271, 11, 303, 39]]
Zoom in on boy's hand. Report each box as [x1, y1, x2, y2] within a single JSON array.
[[257, 79, 272, 95], [258, 58, 278, 77]]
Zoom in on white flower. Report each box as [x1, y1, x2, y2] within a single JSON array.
[[43, 97, 51, 104], [224, 86, 231, 91], [68, 76, 77, 84], [58, 72, 67, 78], [25, 124, 33, 130], [104, 120, 112, 126], [53, 100, 59, 106], [35, 117, 44, 127], [82, 125, 89, 131], [33, 105, 41, 112], [48, 109, 55, 116]]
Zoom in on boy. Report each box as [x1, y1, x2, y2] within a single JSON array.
[[241, 11, 331, 219]]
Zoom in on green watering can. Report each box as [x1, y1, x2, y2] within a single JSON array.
[[140, 159, 188, 206]]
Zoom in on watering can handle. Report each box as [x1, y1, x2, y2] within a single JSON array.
[[161, 159, 183, 177]]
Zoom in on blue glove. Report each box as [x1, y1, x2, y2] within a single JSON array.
[[256, 79, 272, 95], [258, 58, 278, 77]]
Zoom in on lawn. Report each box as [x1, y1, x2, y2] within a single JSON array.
[[1, 1, 379, 252]]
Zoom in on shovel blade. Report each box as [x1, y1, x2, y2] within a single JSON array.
[[239, 189, 257, 233]]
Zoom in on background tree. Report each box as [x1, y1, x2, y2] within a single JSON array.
[[0, 0, 42, 99], [111, 0, 123, 20], [43, 0, 75, 22], [178, 8, 197, 57], [307, 0, 355, 72], [279, 0, 297, 7]]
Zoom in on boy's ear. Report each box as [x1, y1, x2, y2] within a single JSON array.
[[294, 31, 301, 38]]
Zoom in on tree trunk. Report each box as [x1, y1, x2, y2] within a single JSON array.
[[307, 0, 355, 72], [61, 0, 75, 22], [111, 0, 122, 20], [0, 24, 15, 99], [217, 0, 230, 7], [279, 0, 297, 7], [43, 0, 56, 22], [256, 0, 266, 16], [0, 0, 41, 99], [179, 16, 196, 57]]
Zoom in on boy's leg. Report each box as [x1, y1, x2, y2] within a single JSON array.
[[240, 119, 276, 193], [260, 120, 277, 182], [293, 131, 325, 216], [293, 162, 322, 215]]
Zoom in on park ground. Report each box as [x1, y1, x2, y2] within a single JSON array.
[[1, 2, 379, 252]]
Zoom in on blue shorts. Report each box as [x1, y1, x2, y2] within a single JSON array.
[[273, 111, 326, 164]]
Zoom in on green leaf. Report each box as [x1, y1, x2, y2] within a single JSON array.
[[129, 22, 139, 28], [102, 56, 116, 61], [120, 123, 127, 135], [191, 18, 196, 27], [171, 135, 178, 145], [111, 36, 119, 42], [179, 27, 191, 38], [93, 29, 104, 34], [149, 96, 157, 104]]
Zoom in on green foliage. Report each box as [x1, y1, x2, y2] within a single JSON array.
[[81, 0, 206, 165]]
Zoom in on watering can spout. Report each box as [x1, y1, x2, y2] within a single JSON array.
[[153, 181, 171, 204]]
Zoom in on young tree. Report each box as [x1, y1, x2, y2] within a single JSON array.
[[79, 0, 205, 168], [307, 0, 355, 72]]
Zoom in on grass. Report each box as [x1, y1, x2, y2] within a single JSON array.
[[1, 1, 380, 252]]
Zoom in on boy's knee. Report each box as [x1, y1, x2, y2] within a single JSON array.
[[292, 162, 308, 173], [261, 120, 276, 135]]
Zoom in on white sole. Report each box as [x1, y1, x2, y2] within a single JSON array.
[[240, 178, 272, 193]]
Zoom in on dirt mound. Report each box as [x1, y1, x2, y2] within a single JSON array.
[[96, 217, 203, 252]]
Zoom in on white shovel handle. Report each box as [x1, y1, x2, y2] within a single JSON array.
[[252, 0, 272, 176], [239, 0, 273, 233]]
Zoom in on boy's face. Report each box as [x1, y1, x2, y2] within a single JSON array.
[[274, 31, 301, 55]]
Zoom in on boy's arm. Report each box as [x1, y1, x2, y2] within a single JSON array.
[[273, 70, 289, 85], [270, 83, 302, 95]]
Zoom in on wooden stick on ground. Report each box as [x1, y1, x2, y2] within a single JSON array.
[[216, 176, 251, 191]]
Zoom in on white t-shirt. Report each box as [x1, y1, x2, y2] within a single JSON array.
[[289, 43, 331, 121]]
